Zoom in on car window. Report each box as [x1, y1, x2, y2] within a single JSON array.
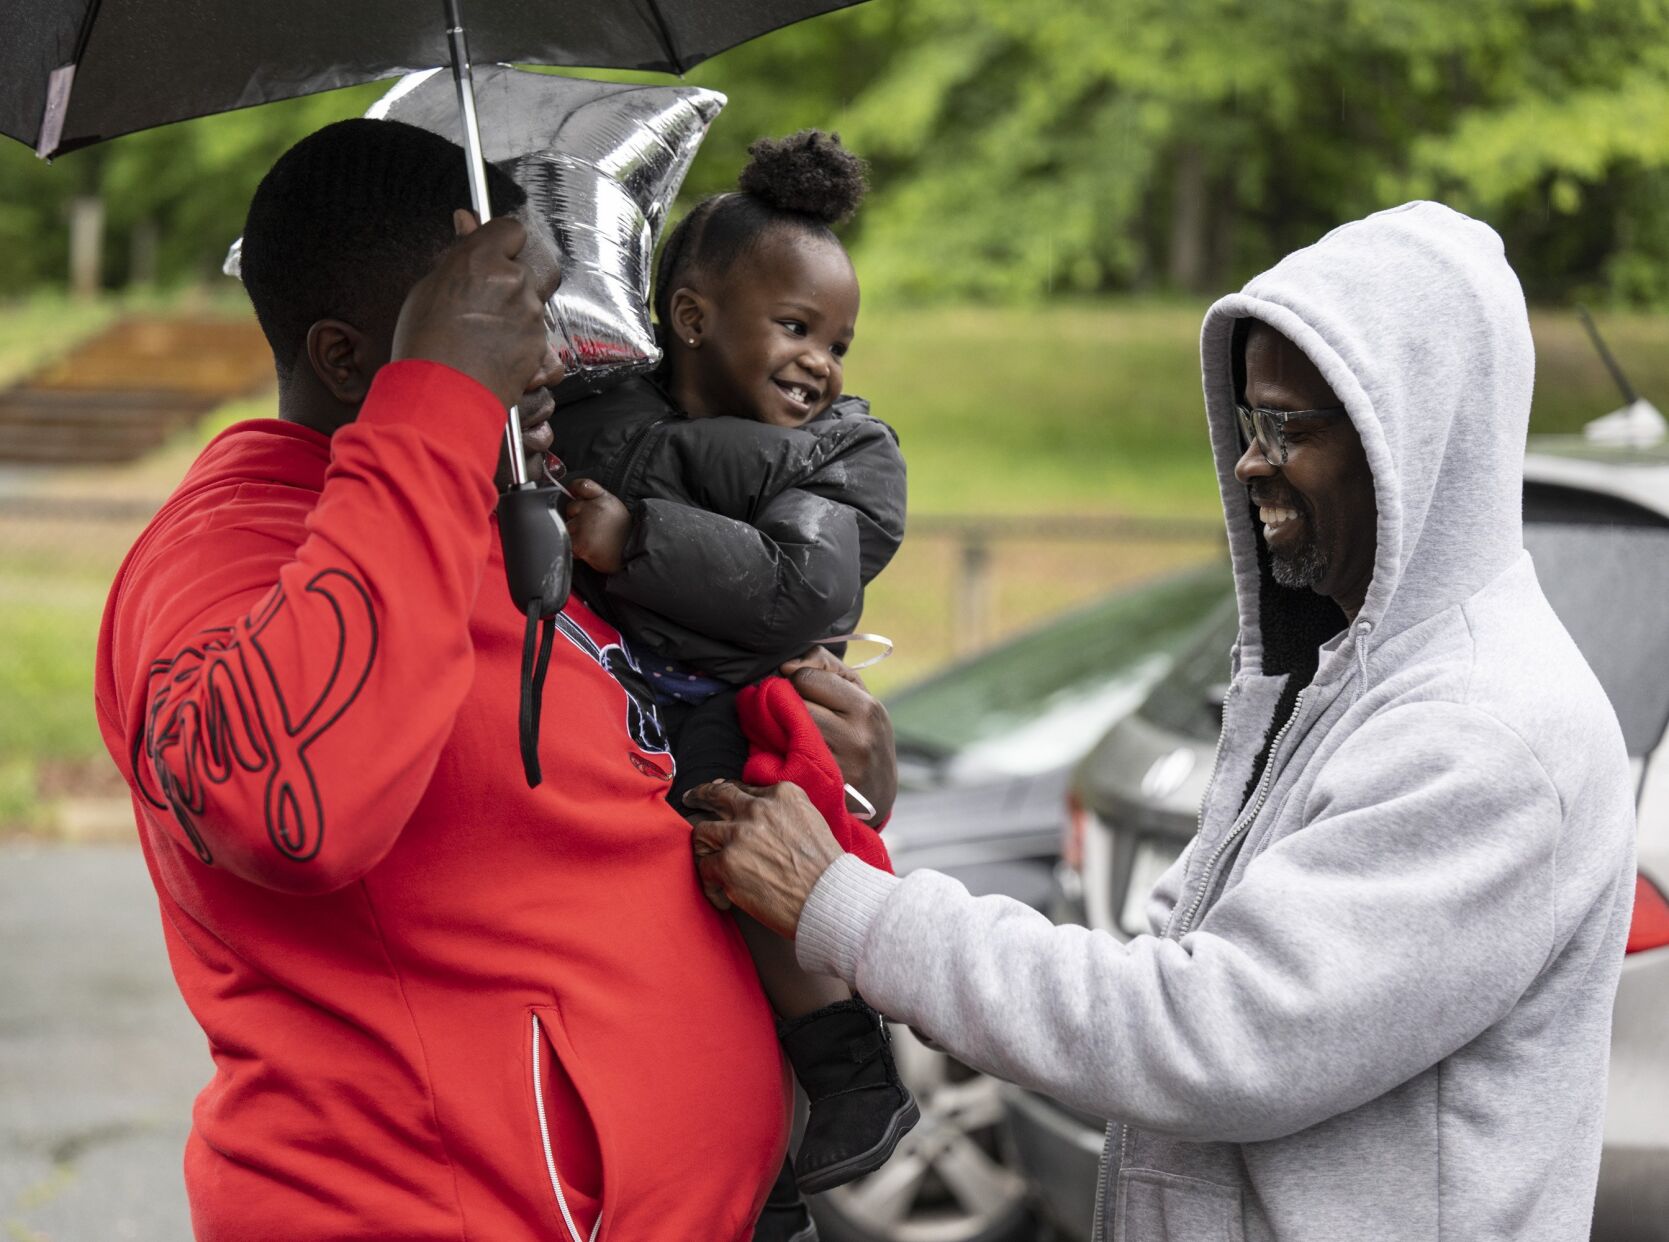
[[1125, 484, 1669, 758], [1524, 516, 1669, 758], [1139, 595, 1241, 742], [887, 565, 1231, 760]]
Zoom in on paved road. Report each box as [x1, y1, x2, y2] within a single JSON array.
[[1, 840, 203, 1241]]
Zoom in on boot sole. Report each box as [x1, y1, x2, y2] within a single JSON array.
[[795, 1096, 923, 1196]]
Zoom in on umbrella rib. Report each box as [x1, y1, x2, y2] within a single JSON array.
[[70, 0, 108, 64], [35, 0, 106, 157], [643, 0, 686, 74]]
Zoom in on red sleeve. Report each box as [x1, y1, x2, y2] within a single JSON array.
[[107, 361, 506, 895]]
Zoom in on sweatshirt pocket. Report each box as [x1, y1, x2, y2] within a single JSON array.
[[1114, 1168, 1245, 1242], [528, 1005, 610, 1242]]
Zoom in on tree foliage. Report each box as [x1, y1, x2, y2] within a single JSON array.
[[4, 0, 1669, 304]]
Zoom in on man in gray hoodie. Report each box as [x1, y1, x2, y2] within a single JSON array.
[[688, 202, 1638, 1241]]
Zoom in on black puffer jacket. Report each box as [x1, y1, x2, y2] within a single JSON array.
[[550, 376, 907, 684]]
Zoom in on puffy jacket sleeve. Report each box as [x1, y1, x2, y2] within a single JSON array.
[[601, 406, 906, 680], [797, 701, 1574, 1142], [99, 361, 505, 896], [609, 490, 862, 653]]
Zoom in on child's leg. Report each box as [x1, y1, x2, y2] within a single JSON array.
[[734, 909, 849, 1017], [666, 689, 746, 808], [668, 689, 853, 1015], [668, 686, 916, 1195]]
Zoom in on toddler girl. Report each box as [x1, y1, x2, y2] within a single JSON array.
[[551, 131, 913, 1240]]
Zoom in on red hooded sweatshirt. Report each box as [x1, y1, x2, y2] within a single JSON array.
[[94, 361, 789, 1241]]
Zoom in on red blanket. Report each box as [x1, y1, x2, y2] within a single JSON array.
[[738, 675, 893, 873]]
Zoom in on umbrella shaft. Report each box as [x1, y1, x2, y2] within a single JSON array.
[[443, 0, 528, 487], [444, 6, 493, 225], [452, 84, 493, 224]]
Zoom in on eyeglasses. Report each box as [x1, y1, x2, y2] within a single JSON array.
[[1235, 402, 1349, 467]]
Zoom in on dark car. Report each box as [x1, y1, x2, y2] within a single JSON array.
[[809, 564, 1231, 1242], [1003, 438, 1669, 1241]]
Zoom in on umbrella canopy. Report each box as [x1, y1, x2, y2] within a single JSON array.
[[8, 0, 866, 159]]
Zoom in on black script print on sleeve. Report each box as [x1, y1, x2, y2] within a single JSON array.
[[134, 569, 378, 866]]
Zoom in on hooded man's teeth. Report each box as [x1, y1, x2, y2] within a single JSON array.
[[1260, 505, 1299, 528], [786, 386, 807, 404]]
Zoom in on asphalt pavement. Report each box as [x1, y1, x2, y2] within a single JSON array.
[[1, 840, 203, 1241]]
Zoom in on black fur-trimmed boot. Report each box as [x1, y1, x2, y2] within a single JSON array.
[[780, 998, 920, 1195], [753, 1154, 818, 1242]]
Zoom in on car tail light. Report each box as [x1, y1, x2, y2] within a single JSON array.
[[1627, 874, 1669, 955], [1063, 788, 1089, 873]]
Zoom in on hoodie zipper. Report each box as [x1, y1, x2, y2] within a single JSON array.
[[1097, 684, 1240, 1239], [1098, 660, 1330, 1236], [532, 1015, 602, 1242], [1089, 1120, 1121, 1241], [1161, 684, 1236, 941], [1093, 698, 1306, 1238], [1175, 689, 1308, 938]]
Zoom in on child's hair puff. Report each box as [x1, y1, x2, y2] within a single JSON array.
[[653, 130, 868, 338], [737, 130, 868, 225]]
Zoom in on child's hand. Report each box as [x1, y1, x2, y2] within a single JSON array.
[[563, 479, 632, 574]]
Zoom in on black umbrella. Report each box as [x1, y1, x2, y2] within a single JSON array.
[[7, 1, 866, 159], [7, 0, 871, 784]]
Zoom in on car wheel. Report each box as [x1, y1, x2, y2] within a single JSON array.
[[809, 1025, 1034, 1242]]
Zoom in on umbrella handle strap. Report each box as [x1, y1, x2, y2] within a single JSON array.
[[519, 604, 558, 786], [498, 483, 572, 787]]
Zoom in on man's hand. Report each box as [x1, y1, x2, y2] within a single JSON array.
[[780, 647, 898, 823], [391, 211, 561, 409], [685, 780, 845, 936], [563, 479, 633, 573]]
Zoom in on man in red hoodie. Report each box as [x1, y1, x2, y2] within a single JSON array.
[[95, 118, 893, 1241]]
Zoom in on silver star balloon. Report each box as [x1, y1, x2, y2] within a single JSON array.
[[225, 66, 725, 399], [374, 65, 724, 398]]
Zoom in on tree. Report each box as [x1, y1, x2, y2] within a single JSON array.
[[4, 0, 1669, 305]]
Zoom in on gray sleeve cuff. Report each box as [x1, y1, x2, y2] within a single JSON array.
[[795, 854, 903, 983]]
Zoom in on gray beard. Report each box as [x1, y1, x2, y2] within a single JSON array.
[[1270, 539, 1328, 590]]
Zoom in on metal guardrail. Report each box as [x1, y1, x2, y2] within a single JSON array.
[[910, 512, 1221, 541], [910, 513, 1224, 654]]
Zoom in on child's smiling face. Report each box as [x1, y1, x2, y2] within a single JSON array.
[[676, 231, 860, 428]]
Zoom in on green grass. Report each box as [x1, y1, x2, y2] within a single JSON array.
[[848, 300, 1224, 518], [0, 575, 114, 828], [0, 591, 108, 761], [2, 292, 1668, 814]]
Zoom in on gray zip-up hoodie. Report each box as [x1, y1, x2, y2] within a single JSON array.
[[796, 202, 1637, 1241]]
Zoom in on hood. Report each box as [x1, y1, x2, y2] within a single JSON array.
[[1199, 201, 1534, 682]]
